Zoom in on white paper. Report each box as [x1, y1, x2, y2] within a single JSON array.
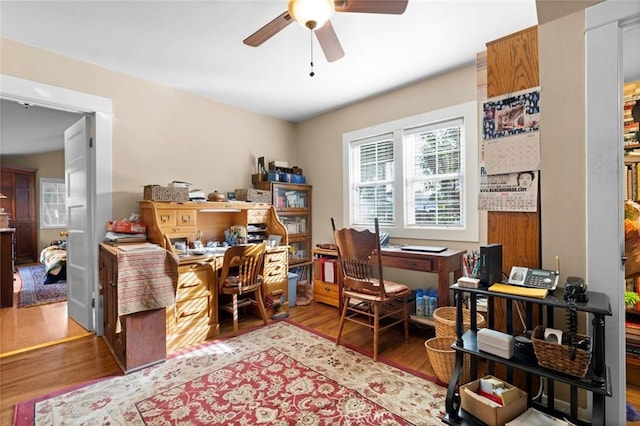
[[478, 170, 538, 212], [506, 407, 573, 426], [324, 260, 335, 283], [482, 132, 540, 175]]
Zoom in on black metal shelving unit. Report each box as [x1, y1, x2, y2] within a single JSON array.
[[442, 284, 612, 425]]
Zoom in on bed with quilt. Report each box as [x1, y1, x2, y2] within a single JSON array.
[[40, 240, 67, 284]]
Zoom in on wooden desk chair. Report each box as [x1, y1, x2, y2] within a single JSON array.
[[331, 217, 410, 361], [218, 244, 269, 335]]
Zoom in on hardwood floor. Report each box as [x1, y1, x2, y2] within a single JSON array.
[[0, 268, 91, 357], [1, 301, 639, 425]]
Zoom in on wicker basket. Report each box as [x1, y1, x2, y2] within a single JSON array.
[[531, 326, 592, 378], [424, 337, 470, 384], [433, 307, 486, 337]]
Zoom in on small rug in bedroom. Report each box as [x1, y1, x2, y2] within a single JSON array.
[[17, 264, 66, 308], [14, 321, 447, 425]]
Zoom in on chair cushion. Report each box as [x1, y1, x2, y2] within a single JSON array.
[[224, 274, 263, 287], [346, 278, 409, 297]]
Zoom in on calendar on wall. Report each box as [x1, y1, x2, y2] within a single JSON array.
[[479, 86, 541, 212]]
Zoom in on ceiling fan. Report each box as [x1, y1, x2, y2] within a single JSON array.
[[243, 0, 409, 63]]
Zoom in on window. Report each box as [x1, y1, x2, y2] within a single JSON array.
[[40, 178, 67, 228], [342, 101, 478, 242]]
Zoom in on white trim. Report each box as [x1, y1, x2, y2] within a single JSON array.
[[342, 101, 479, 242], [585, 2, 640, 424], [1, 74, 113, 336]]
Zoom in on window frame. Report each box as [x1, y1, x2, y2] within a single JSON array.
[[40, 177, 67, 229], [342, 101, 479, 242]]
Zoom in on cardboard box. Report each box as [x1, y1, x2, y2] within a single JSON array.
[[143, 185, 189, 202], [107, 220, 147, 234], [460, 376, 527, 426], [251, 173, 266, 184], [235, 188, 271, 203], [269, 160, 288, 169]]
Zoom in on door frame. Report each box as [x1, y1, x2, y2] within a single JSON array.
[[0, 74, 113, 336], [586, 2, 640, 424]]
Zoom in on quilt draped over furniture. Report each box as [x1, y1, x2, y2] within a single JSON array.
[[111, 248, 179, 317]]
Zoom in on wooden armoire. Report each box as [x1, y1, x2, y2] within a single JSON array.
[[0, 165, 38, 264]]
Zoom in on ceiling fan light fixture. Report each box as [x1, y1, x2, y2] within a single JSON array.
[[288, 0, 335, 30]]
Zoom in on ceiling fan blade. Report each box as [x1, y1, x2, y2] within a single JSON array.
[[315, 21, 345, 62], [243, 11, 294, 47], [334, 0, 408, 14]]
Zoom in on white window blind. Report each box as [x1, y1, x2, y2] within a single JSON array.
[[352, 133, 395, 226], [404, 118, 463, 228], [342, 101, 478, 242]]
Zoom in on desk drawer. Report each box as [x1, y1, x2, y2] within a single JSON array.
[[314, 280, 339, 305], [176, 264, 211, 300], [248, 208, 270, 224], [263, 251, 287, 284], [157, 209, 197, 227], [382, 256, 433, 272], [169, 296, 210, 331]]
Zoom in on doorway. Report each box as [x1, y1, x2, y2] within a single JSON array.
[[0, 74, 113, 343]]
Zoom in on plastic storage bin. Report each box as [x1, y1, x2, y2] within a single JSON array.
[[287, 272, 298, 306]]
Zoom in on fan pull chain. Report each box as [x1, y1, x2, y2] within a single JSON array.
[[309, 30, 315, 77]]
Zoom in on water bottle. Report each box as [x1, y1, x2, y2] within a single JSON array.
[[416, 290, 425, 317], [424, 290, 432, 317], [428, 290, 438, 318]]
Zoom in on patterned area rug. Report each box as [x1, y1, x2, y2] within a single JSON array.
[[17, 264, 66, 308], [14, 321, 447, 425]]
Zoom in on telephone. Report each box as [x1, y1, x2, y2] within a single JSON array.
[[507, 266, 559, 290], [564, 276, 588, 302]]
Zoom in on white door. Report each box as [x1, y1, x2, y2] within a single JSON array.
[[64, 116, 94, 330]]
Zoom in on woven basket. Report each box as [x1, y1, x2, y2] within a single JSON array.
[[424, 337, 470, 384], [433, 307, 486, 337], [531, 326, 591, 378]]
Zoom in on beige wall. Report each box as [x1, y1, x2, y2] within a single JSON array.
[[296, 65, 484, 246], [1, 150, 66, 252], [1, 15, 589, 285], [539, 11, 586, 280], [0, 38, 297, 221]]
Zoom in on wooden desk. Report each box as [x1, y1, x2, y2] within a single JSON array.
[[379, 247, 466, 306], [313, 246, 466, 308]]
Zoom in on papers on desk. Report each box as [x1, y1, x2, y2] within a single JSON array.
[[506, 407, 575, 425], [116, 242, 161, 252], [488, 283, 548, 299], [104, 231, 147, 243]]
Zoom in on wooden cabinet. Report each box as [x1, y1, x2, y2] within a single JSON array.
[[99, 244, 167, 373], [0, 228, 15, 307], [255, 182, 312, 268], [444, 285, 612, 425], [0, 165, 37, 264], [312, 247, 340, 308]]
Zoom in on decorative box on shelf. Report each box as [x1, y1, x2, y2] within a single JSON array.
[[143, 185, 189, 202], [235, 188, 271, 203]]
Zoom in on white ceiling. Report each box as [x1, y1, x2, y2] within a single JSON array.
[[0, 0, 541, 155]]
